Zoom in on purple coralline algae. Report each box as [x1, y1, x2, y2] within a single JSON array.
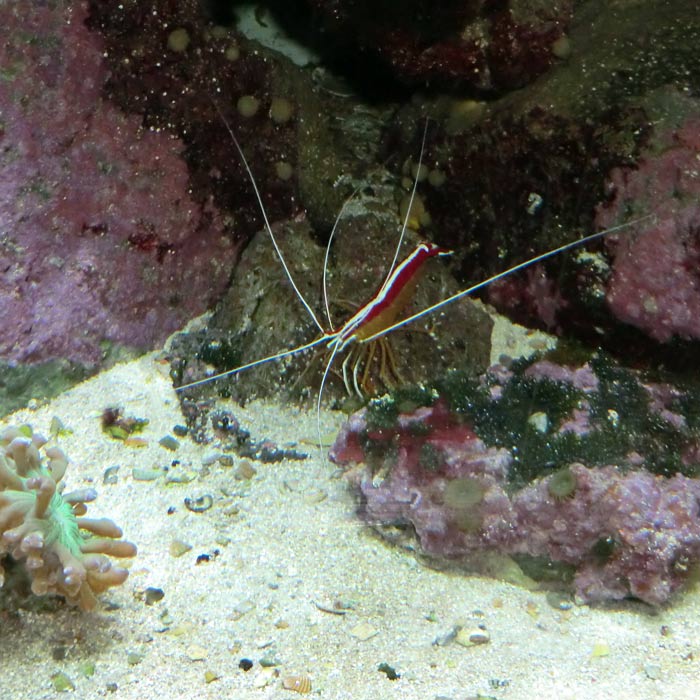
[[402, 103, 700, 351], [596, 116, 700, 343], [0, 1, 235, 367], [330, 358, 700, 605], [88, 0, 301, 245]]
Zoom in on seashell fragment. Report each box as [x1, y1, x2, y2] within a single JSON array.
[[282, 674, 312, 694], [184, 494, 213, 513], [349, 621, 378, 640], [455, 627, 490, 647]]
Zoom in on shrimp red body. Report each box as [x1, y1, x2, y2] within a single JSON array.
[[330, 241, 452, 350]]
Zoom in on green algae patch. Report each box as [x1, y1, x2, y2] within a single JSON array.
[[365, 397, 400, 433], [368, 350, 700, 489]]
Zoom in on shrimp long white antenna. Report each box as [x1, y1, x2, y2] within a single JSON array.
[[383, 119, 431, 280], [321, 120, 432, 330], [175, 334, 331, 392], [316, 341, 343, 456], [362, 214, 655, 344], [209, 94, 325, 333], [321, 180, 368, 329]]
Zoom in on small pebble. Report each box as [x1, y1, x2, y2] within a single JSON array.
[[132, 467, 162, 482], [165, 470, 197, 484], [377, 662, 400, 680], [644, 663, 661, 680], [127, 651, 144, 666], [432, 625, 461, 646], [230, 599, 256, 620], [252, 668, 276, 689], [259, 652, 281, 667], [124, 436, 148, 448], [169, 539, 193, 558], [234, 460, 257, 480], [202, 452, 224, 467], [158, 435, 180, 451], [201, 452, 223, 466], [186, 644, 208, 661], [51, 672, 75, 692], [196, 551, 217, 564], [349, 622, 378, 641], [204, 670, 220, 683], [103, 465, 120, 485], [159, 609, 174, 626], [172, 424, 188, 437], [79, 662, 95, 678], [590, 641, 610, 658], [527, 411, 549, 433], [144, 587, 165, 605]]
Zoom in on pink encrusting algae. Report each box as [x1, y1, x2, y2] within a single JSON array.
[[0, 1, 236, 368], [597, 116, 700, 342]]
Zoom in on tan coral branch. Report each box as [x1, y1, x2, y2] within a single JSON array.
[[0, 425, 137, 610]]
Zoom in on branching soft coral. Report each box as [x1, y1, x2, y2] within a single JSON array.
[[0, 425, 136, 610]]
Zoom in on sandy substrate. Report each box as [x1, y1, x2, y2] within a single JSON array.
[[1, 353, 698, 699]]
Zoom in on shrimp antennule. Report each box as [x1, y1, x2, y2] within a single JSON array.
[[209, 94, 324, 334]]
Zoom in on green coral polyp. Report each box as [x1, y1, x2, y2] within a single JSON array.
[[443, 477, 487, 509], [0, 424, 137, 610], [45, 489, 83, 553], [443, 477, 488, 534], [547, 466, 578, 499]]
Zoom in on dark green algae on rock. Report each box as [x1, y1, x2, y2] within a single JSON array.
[[331, 351, 700, 604], [363, 351, 700, 488]]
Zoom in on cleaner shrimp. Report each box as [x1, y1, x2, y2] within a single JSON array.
[[173, 101, 650, 446]]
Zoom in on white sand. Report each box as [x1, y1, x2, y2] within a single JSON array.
[[1, 353, 698, 699]]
